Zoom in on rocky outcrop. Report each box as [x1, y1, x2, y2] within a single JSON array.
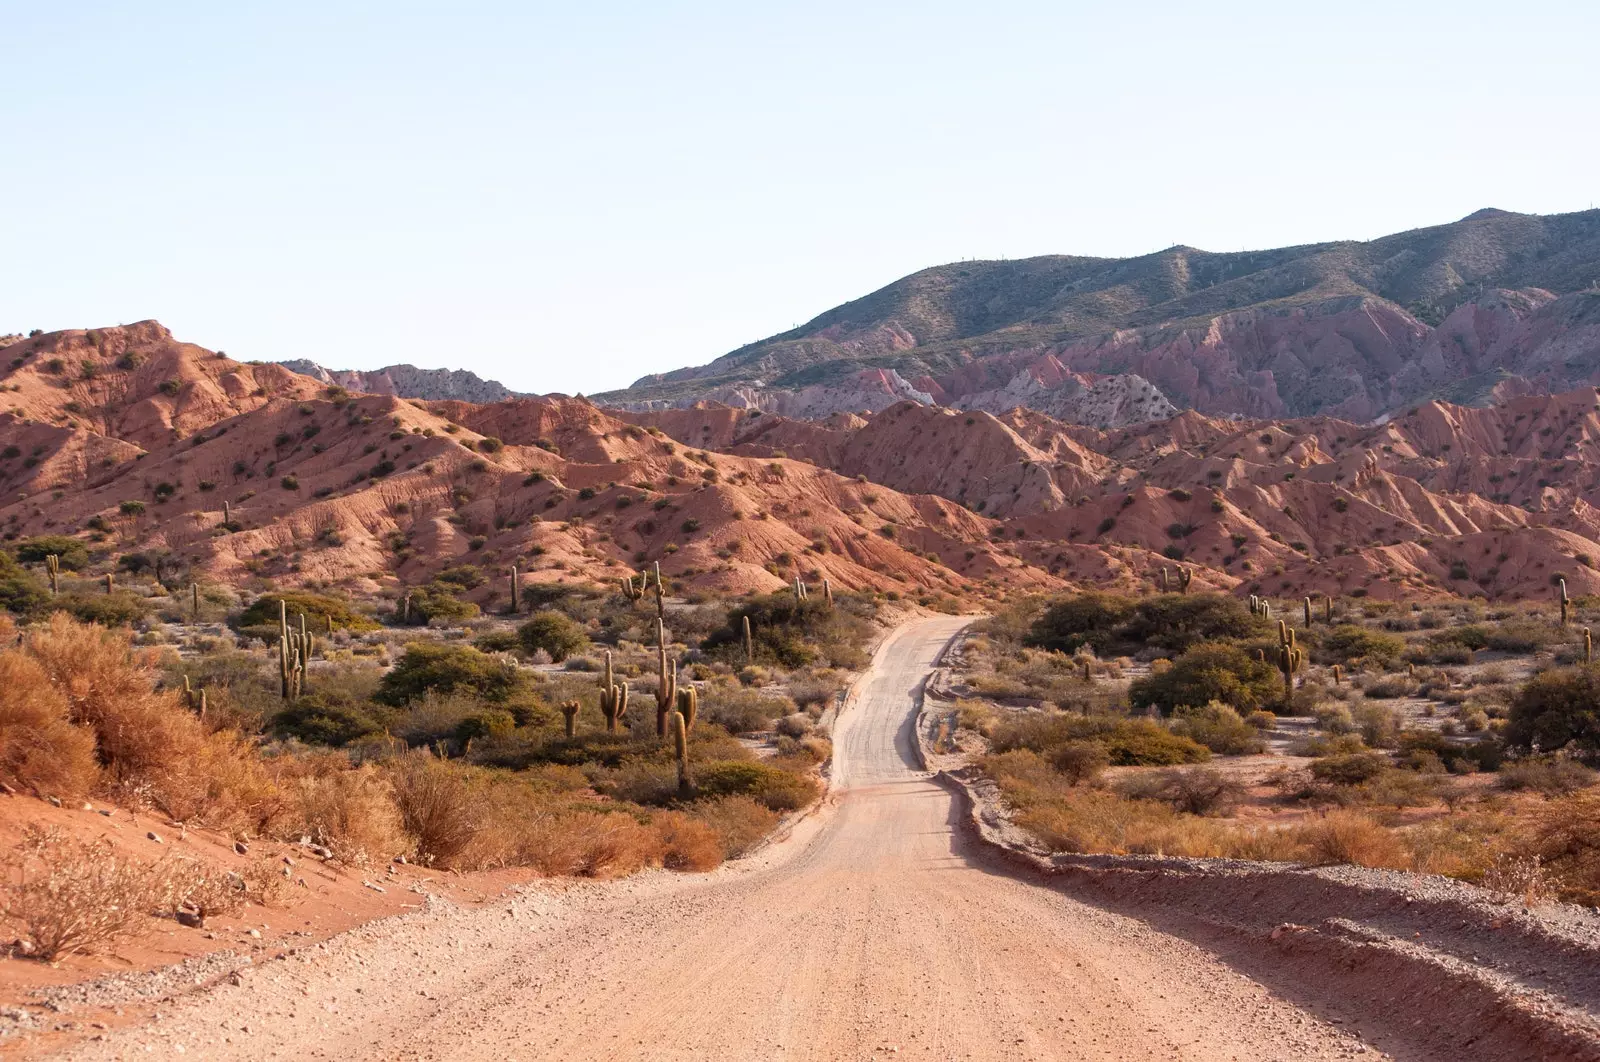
[[279, 361, 519, 403]]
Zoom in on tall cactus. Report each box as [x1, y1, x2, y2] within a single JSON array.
[[676, 685, 698, 730], [794, 576, 808, 602], [1177, 566, 1192, 594], [561, 699, 580, 738], [1560, 577, 1571, 627], [742, 614, 753, 664], [222, 499, 231, 525], [671, 711, 692, 798], [653, 561, 665, 618], [1324, 595, 1333, 623], [1159, 567, 1170, 593], [653, 617, 677, 737], [1275, 619, 1302, 702], [509, 564, 521, 614], [191, 582, 200, 620], [45, 554, 59, 596], [104, 572, 114, 595], [822, 579, 833, 609], [277, 601, 313, 700], [1586, 627, 1593, 667], [1303, 596, 1312, 627], [620, 570, 646, 604], [1079, 655, 1092, 682], [598, 650, 628, 733], [1332, 664, 1342, 686]]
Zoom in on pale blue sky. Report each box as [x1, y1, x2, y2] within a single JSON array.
[[4, 2, 1597, 395]]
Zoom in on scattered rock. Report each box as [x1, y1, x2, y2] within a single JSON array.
[[147, 831, 163, 844]]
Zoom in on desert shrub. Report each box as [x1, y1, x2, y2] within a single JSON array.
[[699, 686, 795, 734], [1025, 592, 1136, 655], [393, 583, 480, 625], [1319, 625, 1405, 665], [1118, 594, 1263, 654], [473, 630, 521, 653], [285, 763, 408, 865], [1486, 620, 1562, 654], [1129, 642, 1281, 715], [0, 650, 98, 797], [1123, 767, 1244, 816], [1350, 701, 1401, 748], [0, 553, 49, 616], [1245, 709, 1277, 729], [1362, 675, 1416, 699], [691, 795, 779, 858], [702, 592, 875, 669], [652, 810, 723, 871], [272, 693, 387, 746], [385, 751, 481, 867], [54, 591, 152, 627], [1170, 701, 1264, 755], [15, 535, 89, 570], [1498, 759, 1597, 796], [25, 614, 280, 828], [1310, 752, 1389, 786], [1394, 729, 1501, 774], [1048, 740, 1110, 785], [989, 713, 1209, 766], [375, 642, 531, 707], [1506, 667, 1600, 761], [694, 761, 819, 811], [435, 565, 487, 589], [518, 611, 588, 662], [1520, 789, 1600, 904], [0, 825, 176, 960], [1360, 768, 1441, 807], [238, 591, 379, 632], [1295, 810, 1408, 868]]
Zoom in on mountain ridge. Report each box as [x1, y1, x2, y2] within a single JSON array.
[[598, 207, 1600, 422]]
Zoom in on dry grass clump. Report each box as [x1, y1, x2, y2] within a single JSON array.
[[283, 761, 409, 866], [0, 651, 98, 798], [23, 614, 280, 830], [1292, 811, 1408, 869], [692, 795, 779, 858], [0, 826, 175, 960], [386, 751, 481, 868]]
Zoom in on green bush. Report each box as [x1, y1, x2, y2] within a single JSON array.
[[375, 643, 532, 707], [15, 535, 89, 570], [1310, 752, 1389, 785], [394, 583, 480, 625], [1118, 594, 1263, 654], [1507, 667, 1600, 761], [694, 761, 818, 811], [1319, 625, 1405, 665], [472, 630, 521, 653], [988, 713, 1209, 767], [54, 592, 151, 628], [1024, 592, 1135, 655], [0, 554, 49, 616], [455, 709, 516, 742], [1028, 592, 1261, 657], [238, 591, 380, 632], [1170, 701, 1264, 755], [703, 592, 875, 669], [271, 694, 386, 746], [517, 611, 588, 662], [1129, 642, 1282, 715]]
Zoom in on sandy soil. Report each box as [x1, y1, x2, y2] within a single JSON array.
[[24, 617, 1496, 1061]]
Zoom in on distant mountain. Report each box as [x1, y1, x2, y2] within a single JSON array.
[[598, 207, 1600, 422], [279, 360, 521, 403]]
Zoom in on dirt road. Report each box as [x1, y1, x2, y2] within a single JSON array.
[[55, 617, 1393, 1060]]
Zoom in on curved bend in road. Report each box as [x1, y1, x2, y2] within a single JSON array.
[[60, 617, 1381, 1061]]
